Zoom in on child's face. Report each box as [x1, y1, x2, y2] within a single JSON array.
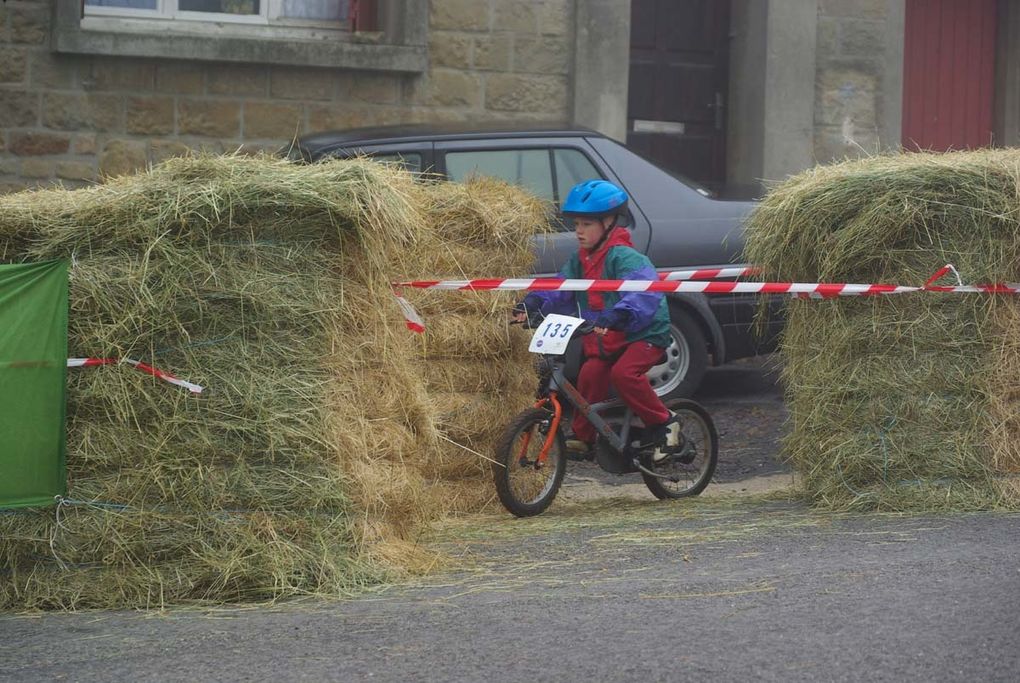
[[574, 216, 613, 250]]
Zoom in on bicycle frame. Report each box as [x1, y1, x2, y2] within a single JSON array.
[[527, 361, 633, 465]]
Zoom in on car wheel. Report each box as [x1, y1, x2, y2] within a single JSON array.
[[646, 307, 708, 400]]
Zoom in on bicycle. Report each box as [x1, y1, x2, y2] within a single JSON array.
[[493, 312, 719, 517]]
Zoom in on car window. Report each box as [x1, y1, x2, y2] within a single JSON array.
[[553, 148, 602, 201], [371, 152, 423, 174], [445, 149, 554, 201]]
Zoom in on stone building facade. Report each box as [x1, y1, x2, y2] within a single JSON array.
[[1, 0, 1019, 195], [0, 0, 584, 193]]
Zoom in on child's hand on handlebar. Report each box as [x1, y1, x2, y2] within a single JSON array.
[[510, 302, 531, 325]]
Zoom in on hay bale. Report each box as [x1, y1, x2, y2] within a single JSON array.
[[745, 149, 1020, 510], [0, 155, 546, 609]]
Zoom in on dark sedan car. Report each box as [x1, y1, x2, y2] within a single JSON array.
[[285, 123, 780, 398]]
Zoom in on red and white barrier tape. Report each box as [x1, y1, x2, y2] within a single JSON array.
[[392, 264, 1020, 333], [658, 266, 759, 281], [67, 358, 204, 394], [393, 277, 921, 296]]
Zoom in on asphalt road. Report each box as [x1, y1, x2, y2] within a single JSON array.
[[2, 500, 1018, 683], [3, 358, 1017, 682]]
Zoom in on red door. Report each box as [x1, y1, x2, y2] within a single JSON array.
[[902, 0, 997, 150]]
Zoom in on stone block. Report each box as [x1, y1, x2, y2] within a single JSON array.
[[178, 99, 240, 137], [127, 96, 176, 135], [9, 5, 47, 45], [816, 62, 880, 93], [244, 101, 304, 139], [406, 106, 472, 124], [817, 18, 839, 57], [56, 161, 97, 182], [0, 157, 19, 175], [0, 183, 31, 195], [29, 53, 77, 89], [353, 73, 402, 104], [0, 49, 27, 84], [423, 69, 482, 107], [151, 140, 194, 165], [0, 90, 38, 127], [473, 33, 512, 71], [208, 65, 268, 97], [514, 36, 570, 75], [43, 93, 123, 132], [307, 105, 406, 132], [99, 139, 148, 178], [485, 73, 567, 113], [335, 71, 402, 105], [9, 132, 70, 156], [156, 63, 206, 94], [536, 0, 570, 36], [431, 0, 490, 31], [74, 134, 98, 155], [270, 67, 333, 101], [21, 158, 53, 178], [816, 83, 877, 127], [430, 32, 472, 69], [840, 20, 886, 57], [494, 0, 537, 33], [85, 58, 156, 92], [819, 0, 887, 19]]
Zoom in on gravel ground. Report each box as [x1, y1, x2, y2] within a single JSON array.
[[562, 354, 791, 500]]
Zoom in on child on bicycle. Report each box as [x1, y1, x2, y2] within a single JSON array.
[[511, 179, 680, 461]]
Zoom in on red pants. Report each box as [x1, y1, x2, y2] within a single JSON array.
[[572, 340, 671, 444]]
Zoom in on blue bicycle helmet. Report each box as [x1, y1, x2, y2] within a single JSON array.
[[561, 179, 629, 218]]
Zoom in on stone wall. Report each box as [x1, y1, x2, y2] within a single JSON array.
[[0, 0, 573, 194], [813, 0, 901, 163]]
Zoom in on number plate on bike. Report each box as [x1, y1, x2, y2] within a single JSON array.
[[528, 314, 586, 355]]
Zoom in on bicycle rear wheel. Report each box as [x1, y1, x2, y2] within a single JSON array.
[[493, 407, 567, 517], [642, 399, 718, 499]]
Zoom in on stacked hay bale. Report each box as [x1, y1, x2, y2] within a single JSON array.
[[342, 178, 548, 568], [408, 179, 543, 504], [0, 155, 547, 609], [745, 149, 1020, 511]]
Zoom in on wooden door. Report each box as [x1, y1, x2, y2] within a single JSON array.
[[902, 0, 997, 150], [627, 0, 730, 187]]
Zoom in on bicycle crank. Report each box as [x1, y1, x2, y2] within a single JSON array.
[[631, 458, 682, 483]]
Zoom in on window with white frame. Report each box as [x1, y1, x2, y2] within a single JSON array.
[[58, 1, 421, 72], [84, 0, 354, 27]]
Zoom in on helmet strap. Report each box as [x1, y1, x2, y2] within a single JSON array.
[[588, 215, 617, 252]]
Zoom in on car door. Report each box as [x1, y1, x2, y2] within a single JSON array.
[[435, 137, 651, 274]]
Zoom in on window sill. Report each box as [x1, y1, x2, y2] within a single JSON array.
[[53, 9, 427, 73]]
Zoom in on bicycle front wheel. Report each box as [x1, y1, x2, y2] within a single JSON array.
[[642, 399, 718, 500], [493, 407, 567, 517]]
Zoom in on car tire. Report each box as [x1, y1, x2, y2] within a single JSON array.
[[646, 306, 708, 400]]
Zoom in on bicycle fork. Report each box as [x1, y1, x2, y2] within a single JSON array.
[[518, 393, 563, 467]]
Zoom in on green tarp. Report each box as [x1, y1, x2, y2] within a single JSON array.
[[0, 260, 68, 509]]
